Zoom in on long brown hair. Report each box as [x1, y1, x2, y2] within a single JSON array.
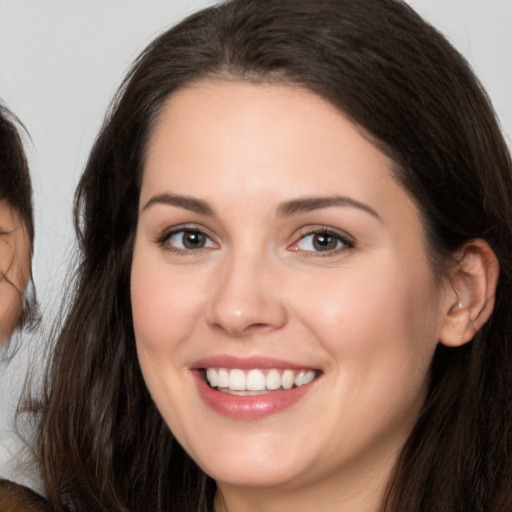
[[37, 1, 512, 510]]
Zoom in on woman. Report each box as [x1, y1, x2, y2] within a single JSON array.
[[0, 105, 44, 510], [37, 0, 512, 511], [0, 103, 35, 346]]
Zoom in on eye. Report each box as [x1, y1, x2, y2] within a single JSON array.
[[289, 228, 354, 254], [160, 228, 218, 252]]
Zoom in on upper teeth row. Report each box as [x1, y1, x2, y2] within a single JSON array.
[[205, 368, 316, 391]]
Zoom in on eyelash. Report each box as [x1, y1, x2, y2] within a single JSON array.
[[157, 225, 217, 254], [289, 227, 355, 257], [156, 225, 355, 256]]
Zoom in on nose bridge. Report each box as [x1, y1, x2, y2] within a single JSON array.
[[207, 244, 287, 336]]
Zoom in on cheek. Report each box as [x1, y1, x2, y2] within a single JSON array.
[[290, 260, 441, 451], [130, 248, 215, 445], [130, 249, 207, 358], [0, 282, 23, 343], [294, 256, 441, 384], [0, 252, 30, 344]]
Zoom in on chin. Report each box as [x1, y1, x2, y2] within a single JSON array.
[[188, 439, 310, 489], [203, 461, 299, 489]]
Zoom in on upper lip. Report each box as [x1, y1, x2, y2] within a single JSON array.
[[191, 355, 319, 371]]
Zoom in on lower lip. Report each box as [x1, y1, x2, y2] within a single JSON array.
[[193, 371, 317, 420]]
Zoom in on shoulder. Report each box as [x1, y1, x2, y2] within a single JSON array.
[[0, 479, 53, 511]]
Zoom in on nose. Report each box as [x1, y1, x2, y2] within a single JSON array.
[[206, 251, 288, 337]]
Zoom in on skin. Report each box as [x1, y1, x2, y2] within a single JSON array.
[[131, 81, 464, 512], [0, 200, 30, 344]]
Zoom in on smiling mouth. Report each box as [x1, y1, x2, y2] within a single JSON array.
[[204, 368, 318, 396]]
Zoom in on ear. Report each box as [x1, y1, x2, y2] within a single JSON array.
[[439, 239, 499, 347]]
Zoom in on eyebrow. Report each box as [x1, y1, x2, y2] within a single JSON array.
[[277, 196, 381, 220], [141, 193, 380, 221], [141, 193, 215, 216]]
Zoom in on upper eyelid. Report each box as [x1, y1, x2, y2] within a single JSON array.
[[295, 226, 355, 244], [158, 223, 213, 237]]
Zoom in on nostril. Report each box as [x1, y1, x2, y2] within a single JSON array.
[[209, 319, 277, 337], [245, 322, 276, 333]]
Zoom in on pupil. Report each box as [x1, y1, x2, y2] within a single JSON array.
[[313, 233, 337, 251], [183, 231, 205, 249]]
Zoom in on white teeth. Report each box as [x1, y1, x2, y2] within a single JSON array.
[[303, 370, 315, 385], [218, 368, 229, 388], [266, 369, 281, 390], [206, 368, 218, 387], [205, 367, 317, 392], [295, 370, 315, 387], [246, 369, 266, 391], [281, 369, 295, 389], [229, 369, 246, 391]]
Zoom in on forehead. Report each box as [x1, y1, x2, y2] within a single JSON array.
[[143, 81, 398, 196]]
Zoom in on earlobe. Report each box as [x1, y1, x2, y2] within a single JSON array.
[[439, 239, 499, 348]]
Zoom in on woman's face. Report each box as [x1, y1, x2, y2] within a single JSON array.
[[0, 200, 30, 343], [131, 82, 451, 505]]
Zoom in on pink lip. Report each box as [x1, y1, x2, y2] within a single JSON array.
[[192, 355, 314, 371], [191, 355, 320, 420]]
